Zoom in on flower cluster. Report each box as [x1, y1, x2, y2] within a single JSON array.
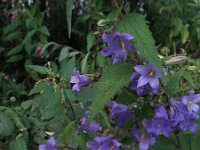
[[100, 31, 136, 64]]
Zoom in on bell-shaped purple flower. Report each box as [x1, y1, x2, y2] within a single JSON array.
[[130, 64, 161, 95], [101, 31, 136, 64], [70, 68, 90, 92], [86, 135, 121, 150], [131, 126, 156, 150], [180, 90, 200, 113], [108, 101, 134, 127], [170, 99, 199, 132], [39, 137, 59, 150], [142, 105, 173, 137], [78, 111, 102, 133]]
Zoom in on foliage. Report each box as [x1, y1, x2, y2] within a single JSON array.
[[0, 0, 200, 150]]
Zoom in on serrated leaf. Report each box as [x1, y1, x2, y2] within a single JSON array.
[[66, 0, 73, 38], [116, 13, 163, 77], [165, 68, 185, 94], [9, 138, 27, 150], [26, 65, 50, 75], [0, 113, 15, 136], [29, 81, 50, 95], [90, 63, 133, 120]]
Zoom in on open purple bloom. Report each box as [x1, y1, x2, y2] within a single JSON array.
[[131, 126, 156, 150], [39, 137, 59, 150], [108, 101, 134, 127], [180, 90, 200, 113], [78, 111, 102, 133], [70, 68, 90, 92], [86, 135, 121, 150], [170, 99, 199, 132], [101, 31, 136, 64], [130, 64, 161, 95], [142, 105, 173, 137]]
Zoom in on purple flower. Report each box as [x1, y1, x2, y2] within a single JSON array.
[[70, 68, 90, 92], [131, 126, 156, 150], [130, 64, 161, 95], [180, 90, 200, 113], [142, 105, 173, 137], [101, 31, 136, 64], [86, 135, 121, 150], [170, 99, 199, 132], [78, 111, 102, 133], [39, 137, 59, 150], [108, 101, 134, 127]]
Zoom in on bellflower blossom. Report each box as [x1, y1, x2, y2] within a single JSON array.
[[108, 101, 134, 127], [130, 64, 161, 95], [39, 137, 59, 150], [100, 31, 136, 64], [70, 68, 90, 92], [170, 99, 199, 132], [86, 135, 121, 150], [131, 126, 156, 150], [78, 111, 102, 133], [142, 105, 173, 137], [180, 90, 200, 113]]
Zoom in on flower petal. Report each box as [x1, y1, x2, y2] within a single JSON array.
[[134, 65, 146, 74], [137, 75, 149, 87]]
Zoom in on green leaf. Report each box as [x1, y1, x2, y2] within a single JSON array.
[[165, 68, 185, 94], [75, 86, 95, 102], [62, 121, 76, 143], [6, 55, 23, 63], [38, 26, 50, 36], [66, 0, 73, 38], [60, 56, 75, 79], [6, 45, 23, 57], [3, 31, 22, 41], [90, 63, 133, 120], [81, 52, 90, 73], [59, 47, 70, 62], [29, 81, 50, 95], [116, 13, 163, 77], [87, 32, 95, 51], [26, 65, 51, 75], [153, 135, 176, 150], [9, 138, 27, 150], [0, 113, 15, 136]]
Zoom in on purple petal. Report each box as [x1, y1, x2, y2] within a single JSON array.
[[149, 79, 159, 91], [134, 65, 146, 74], [137, 75, 149, 87], [102, 33, 113, 44], [72, 84, 80, 92], [70, 76, 79, 83]]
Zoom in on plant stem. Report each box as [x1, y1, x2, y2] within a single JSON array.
[[175, 133, 182, 150], [188, 135, 192, 150], [64, 92, 76, 120]]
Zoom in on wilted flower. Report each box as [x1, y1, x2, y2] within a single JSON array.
[[86, 135, 121, 150], [37, 45, 43, 59], [78, 111, 102, 133], [70, 68, 90, 92], [101, 31, 136, 64], [39, 137, 59, 150], [131, 126, 156, 150], [180, 90, 200, 113], [108, 101, 134, 127], [142, 105, 173, 137], [130, 64, 161, 95]]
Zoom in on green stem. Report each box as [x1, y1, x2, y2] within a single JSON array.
[[188, 135, 192, 150]]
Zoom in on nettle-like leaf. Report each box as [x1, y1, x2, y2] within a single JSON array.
[[116, 13, 164, 77], [9, 138, 27, 150], [0, 113, 15, 137], [90, 63, 133, 120]]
